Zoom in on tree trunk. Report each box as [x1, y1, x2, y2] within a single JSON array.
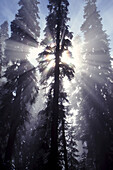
[[62, 118, 68, 170], [4, 120, 19, 167]]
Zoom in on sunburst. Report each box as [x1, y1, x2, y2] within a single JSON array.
[[27, 46, 44, 66]]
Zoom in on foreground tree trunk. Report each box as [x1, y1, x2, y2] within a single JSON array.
[[49, 1, 61, 169], [62, 118, 68, 170]]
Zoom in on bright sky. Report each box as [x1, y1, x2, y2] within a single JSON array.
[[0, 0, 113, 55]]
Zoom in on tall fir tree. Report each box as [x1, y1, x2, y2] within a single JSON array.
[[10, 0, 40, 47], [76, 0, 113, 169], [37, 0, 76, 169], [0, 0, 40, 168]]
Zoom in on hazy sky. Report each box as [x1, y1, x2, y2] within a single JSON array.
[[0, 0, 113, 55]]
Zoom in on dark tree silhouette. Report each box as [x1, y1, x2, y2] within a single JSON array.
[[37, 0, 76, 169], [0, 0, 40, 168], [75, 0, 113, 169]]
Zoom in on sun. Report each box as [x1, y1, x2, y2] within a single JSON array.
[[28, 46, 44, 66]]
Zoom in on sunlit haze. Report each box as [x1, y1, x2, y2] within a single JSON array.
[[1, 0, 113, 169]]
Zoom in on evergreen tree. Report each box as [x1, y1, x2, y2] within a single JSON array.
[[37, 0, 75, 169], [76, 0, 113, 169], [10, 0, 40, 47], [0, 0, 40, 168]]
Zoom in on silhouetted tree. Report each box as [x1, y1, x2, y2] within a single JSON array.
[[0, 0, 40, 168], [76, 0, 113, 169], [37, 0, 75, 169]]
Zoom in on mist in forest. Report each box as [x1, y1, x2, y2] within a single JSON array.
[[0, 0, 113, 169]]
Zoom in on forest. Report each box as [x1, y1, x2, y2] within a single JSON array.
[[0, 0, 113, 169]]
